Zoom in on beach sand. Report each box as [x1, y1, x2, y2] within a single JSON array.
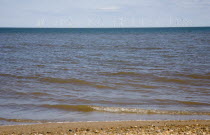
[[0, 120, 209, 135]]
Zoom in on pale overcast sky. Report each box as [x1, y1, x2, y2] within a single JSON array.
[[0, 0, 210, 27]]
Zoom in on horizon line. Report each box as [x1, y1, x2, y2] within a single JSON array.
[[0, 26, 210, 29]]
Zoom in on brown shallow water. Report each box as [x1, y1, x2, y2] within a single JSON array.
[[0, 28, 210, 125]]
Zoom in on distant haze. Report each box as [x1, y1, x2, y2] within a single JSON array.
[[0, 0, 210, 27]]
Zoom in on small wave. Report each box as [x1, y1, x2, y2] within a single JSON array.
[[34, 43, 56, 47], [41, 104, 94, 112], [141, 47, 162, 50], [0, 73, 39, 80], [40, 104, 210, 115], [129, 47, 162, 50], [155, 99, 210, 106], [40, 77, 91, 85], [0, 117, 43, 123], [156, 75, 210, 85], [30, 92, 51, 96], [40, 77, 114, 89], [156, 77, 189, 84], [107, 72, 141, 76], [102, 72, 153, 78], [13, 91, 28, 96], [178, 101, 210, 106], [162, 55, 177, 58], [177, 73, 210, 80], [94, 85, 115, 89], [0, 74, 112, 89], [125, 84, 159, 89], [35, 65, 45, 67], [2, 91, 51, 98]]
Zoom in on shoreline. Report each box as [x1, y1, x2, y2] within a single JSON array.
[[0, 120, 209, 135]]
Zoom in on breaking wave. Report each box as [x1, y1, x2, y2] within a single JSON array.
[[41, 105, 210, 115]]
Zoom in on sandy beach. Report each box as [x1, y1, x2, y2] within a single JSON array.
[[0, 120, 209, 135]]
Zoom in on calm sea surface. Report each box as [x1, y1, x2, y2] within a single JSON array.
[[0, 28, 210, 125]]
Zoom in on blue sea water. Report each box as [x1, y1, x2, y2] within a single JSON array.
[[0, 27, 210, 125]]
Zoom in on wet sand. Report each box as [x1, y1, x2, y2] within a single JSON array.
[[0, 120, 209, 135]]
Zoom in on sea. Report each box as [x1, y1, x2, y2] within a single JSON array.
[[0, 27, 210, 125]]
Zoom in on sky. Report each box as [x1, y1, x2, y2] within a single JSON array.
[[0, 0, 210, 27]]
